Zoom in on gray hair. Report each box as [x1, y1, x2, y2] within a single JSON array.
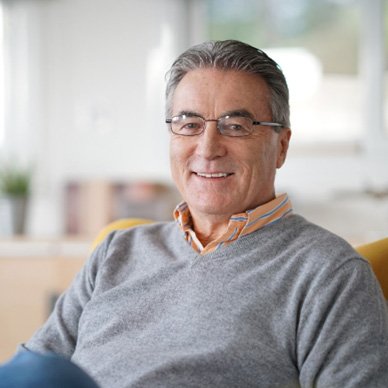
[[165, 40, 290, 128]]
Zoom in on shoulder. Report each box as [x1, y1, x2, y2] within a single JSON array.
[[288, 216, 384, 311], [107, 221, 182, 251], [274, 215, 385, 317], [274, 214, 364, 265], [257, 214, 373, 292], [88, 221, 186, 283], [94, 220, 184, 260]]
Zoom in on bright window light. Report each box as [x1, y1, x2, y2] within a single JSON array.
[[206, 0, 362, 146], [265, 47, 323, 103]]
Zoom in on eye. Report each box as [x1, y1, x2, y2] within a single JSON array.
[[178, 120, 203, 135], [221, 117, 252, 136], [182, 121, 201, 130], [229, 124, 244, 131], [171, 115, 204, 135]]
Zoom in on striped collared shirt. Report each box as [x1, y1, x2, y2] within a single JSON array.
[[174, 193, 293, 255]]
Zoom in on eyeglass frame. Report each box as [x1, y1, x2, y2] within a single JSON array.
[[165, 113, 284, 137]]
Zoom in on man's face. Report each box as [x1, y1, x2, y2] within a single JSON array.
[[169, 68, 291, 221]]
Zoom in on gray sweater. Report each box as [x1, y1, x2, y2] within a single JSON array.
[[25, 215, 388, 387]]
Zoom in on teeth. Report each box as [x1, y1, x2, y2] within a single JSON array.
[[196, 172, 229, 178]]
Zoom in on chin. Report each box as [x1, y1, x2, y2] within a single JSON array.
[[189, 199, 238, 217]]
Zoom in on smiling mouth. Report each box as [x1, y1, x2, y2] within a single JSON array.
[[195, 172, 233, 178]]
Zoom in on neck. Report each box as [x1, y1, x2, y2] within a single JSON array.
[[190, 212, 231, 247]]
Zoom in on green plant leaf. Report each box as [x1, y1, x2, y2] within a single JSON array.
[[0, 166, 31, 196]]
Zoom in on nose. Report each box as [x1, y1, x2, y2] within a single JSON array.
[[195, 121, 227, 160]]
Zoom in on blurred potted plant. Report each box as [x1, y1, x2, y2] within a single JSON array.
[[0, 164, 31, 235]]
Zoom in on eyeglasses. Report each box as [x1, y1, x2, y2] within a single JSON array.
[[166, 114, 283, 137]]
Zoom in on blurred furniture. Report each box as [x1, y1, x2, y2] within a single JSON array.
[[0, 238, 89, 363], [65, 180, 178, 237]]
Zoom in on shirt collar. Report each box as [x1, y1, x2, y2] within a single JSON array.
[[174, 193, 293, 255]]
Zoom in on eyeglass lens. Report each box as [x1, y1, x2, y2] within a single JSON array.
[[170, 115, 254, 137]]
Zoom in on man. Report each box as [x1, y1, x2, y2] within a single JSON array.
[[4, 40, 388, 387]]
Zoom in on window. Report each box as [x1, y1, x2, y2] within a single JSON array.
[[206, 0, 365, 147]]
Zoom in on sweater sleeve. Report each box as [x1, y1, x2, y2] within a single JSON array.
[[297, 257, 388, 387], [23, 235, 112, 359]]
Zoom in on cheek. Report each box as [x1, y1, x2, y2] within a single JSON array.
[[242, 142, 277, 179], [170, 137, 182, 159], [169, 140, 189, 181], [169, 150, 179, 181], [169, 141, 178, 172]]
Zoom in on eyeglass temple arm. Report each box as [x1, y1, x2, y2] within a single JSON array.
[[252, 121, 283, 127]]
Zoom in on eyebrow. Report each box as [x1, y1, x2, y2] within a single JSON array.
[[220, 109, 255, 119], [173, 109, 255, 119], [175, 110, 202, 118]]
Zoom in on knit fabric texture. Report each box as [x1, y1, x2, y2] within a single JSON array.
[[25, 215, 388, 387]]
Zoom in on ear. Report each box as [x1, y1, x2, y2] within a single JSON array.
[[276, 128, 291, 169]]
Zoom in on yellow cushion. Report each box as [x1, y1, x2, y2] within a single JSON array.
[[91, 218, 153, 251], [356, 238, 388, 299]]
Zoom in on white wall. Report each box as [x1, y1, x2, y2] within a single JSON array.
[[2, 0, 205, 236], [41, 0, 187, 181]]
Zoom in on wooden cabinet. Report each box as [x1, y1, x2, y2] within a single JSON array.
[[0, 239, 89, 363]]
